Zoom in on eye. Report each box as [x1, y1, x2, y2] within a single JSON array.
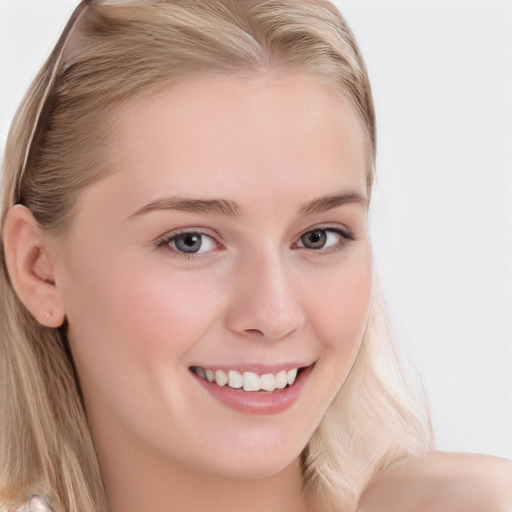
[[157, 231, 218, 255], [296, 228, 351, 250]]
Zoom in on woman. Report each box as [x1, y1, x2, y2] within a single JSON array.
[[0, 1, 509, 511]]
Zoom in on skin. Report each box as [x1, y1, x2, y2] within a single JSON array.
[[3, 73, 509, 512], [52, 73, 371, 511], [358, 452, 512, 512]]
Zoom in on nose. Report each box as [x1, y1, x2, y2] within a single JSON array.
[[224, 251, 306, 341]]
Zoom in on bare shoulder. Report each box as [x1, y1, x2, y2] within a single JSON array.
[[357, 451, 512, 512]]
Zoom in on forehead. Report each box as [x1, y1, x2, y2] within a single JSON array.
[[89, 72, 368, 217]]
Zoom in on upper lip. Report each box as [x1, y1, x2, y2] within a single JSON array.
[[189, 362, 315, 374]]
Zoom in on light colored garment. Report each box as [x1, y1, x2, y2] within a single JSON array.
[[1, 495, 54, 512]]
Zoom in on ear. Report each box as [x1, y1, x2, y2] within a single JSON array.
[[3, 205, 66, 328]]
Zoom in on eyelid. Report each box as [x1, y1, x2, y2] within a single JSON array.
[[154, 227, 223, 257], [294, 225, 354, 250], [153, 224, 354, 257]]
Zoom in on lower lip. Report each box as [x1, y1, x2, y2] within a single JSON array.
[[192, 366, 312, 415]]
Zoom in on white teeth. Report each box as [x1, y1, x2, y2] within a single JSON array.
[[274, 370, 287, 389], [215, 369, 228, 386], [228, 370, 243, 389], [195, 367, 206, 379], [260, 373, 276, 392], [243, 372, 260, 392], [193, 366, 302, 392], [286, 368, 298, 386]]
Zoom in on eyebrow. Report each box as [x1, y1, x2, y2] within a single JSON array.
[[300, 191, 368, 215], [129, 191, 366, 220], [129, 196, 241, 219]]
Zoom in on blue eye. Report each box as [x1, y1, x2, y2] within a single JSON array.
[[297, 228, 351, 250], [158, 231, 217, 255]]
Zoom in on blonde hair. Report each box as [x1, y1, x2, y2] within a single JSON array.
[[0, 1, 431, 510]]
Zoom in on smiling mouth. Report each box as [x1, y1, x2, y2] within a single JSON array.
[[190, 366, 308, 392]]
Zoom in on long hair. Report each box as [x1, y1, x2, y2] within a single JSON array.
[[0, 1, 432, 510]]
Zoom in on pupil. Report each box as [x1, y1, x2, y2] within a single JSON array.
[[302, 230, 326, 249], [176, 234, 202, 253]]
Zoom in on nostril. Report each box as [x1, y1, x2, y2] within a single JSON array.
[[245, 328, 264, 337]]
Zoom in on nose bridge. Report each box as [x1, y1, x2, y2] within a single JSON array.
[[226, 246, 305, 340]]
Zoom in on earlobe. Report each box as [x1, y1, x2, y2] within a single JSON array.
[[3, 205, 66, 328]]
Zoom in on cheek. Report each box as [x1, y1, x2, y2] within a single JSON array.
[[68, 265, 219, 353], [62, 250, 224, 399], [311, 250, 373, 356], [62, 255, 227, 440], [107, 272, 218, 352]]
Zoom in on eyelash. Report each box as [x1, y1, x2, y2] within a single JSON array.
[[155, 226, 354, 259], [294, 226, 354, 251], [155, 229, 221, 259]]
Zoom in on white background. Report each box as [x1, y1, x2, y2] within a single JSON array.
[[1, 1, 511, 459]]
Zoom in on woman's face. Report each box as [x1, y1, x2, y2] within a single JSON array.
[[54, 73, 372, 480]]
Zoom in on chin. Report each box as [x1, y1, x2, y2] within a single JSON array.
[[191, 436, 305, 481], [210, 456, 300, 481]]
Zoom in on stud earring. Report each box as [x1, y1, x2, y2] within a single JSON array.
[[46, 312, 52, 319]]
